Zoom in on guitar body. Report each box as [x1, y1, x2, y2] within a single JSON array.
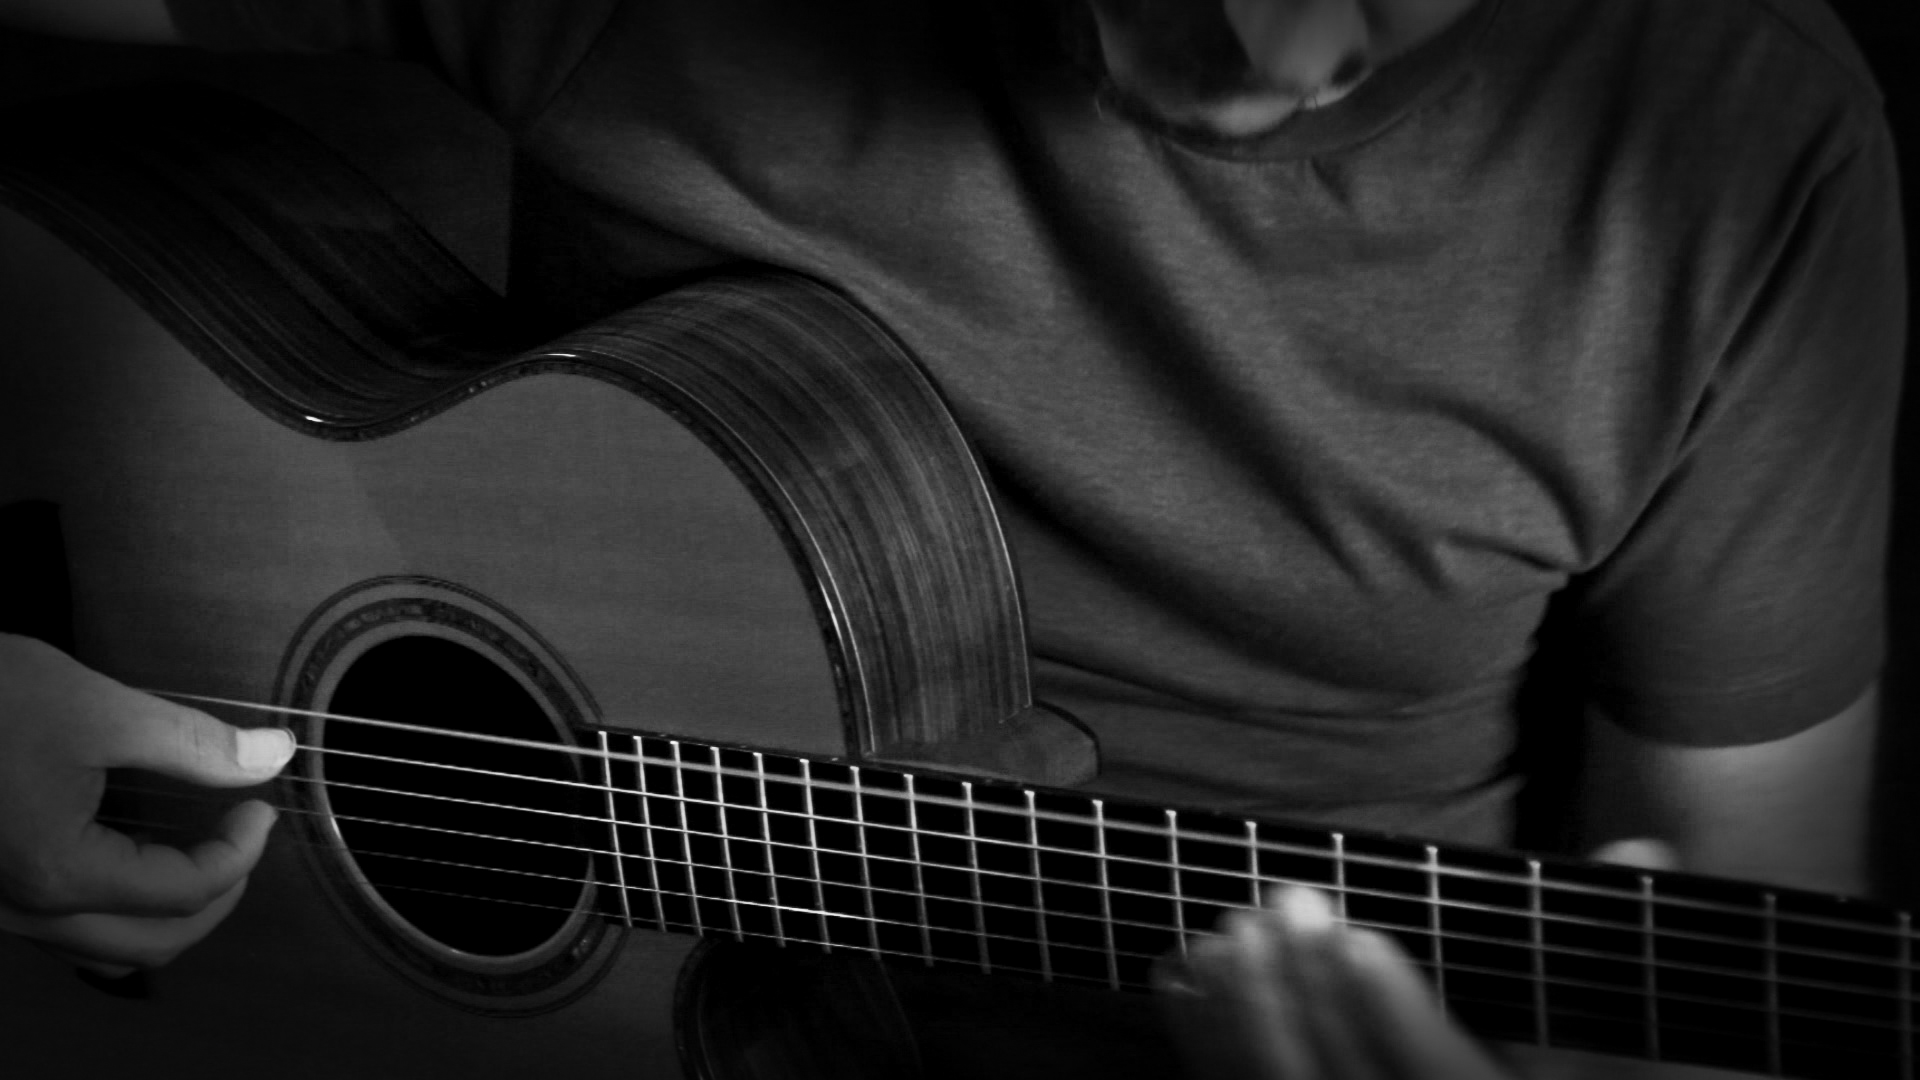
[[0, 132, 840, 1080], [0, 84, 1087, 1079], [0, 168, 707, 1080]]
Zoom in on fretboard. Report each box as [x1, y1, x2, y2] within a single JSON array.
[[342, 727, 1915, 1080]]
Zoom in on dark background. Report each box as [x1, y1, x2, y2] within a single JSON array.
[[1, 2, 1916, 898]]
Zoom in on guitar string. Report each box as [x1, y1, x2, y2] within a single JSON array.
[[107, 773, 1919, 1004], [210, 760, 1920, 976], [275, 863, 1877, 1056], [93, 803, 1905, 1046], [154, 690, 1911, 943], [106, 757, 1894, 981], [107, 733, 1916, 975], [103, 774, 1836, 989]]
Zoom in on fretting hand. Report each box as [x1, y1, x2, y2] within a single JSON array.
[[1158, 882, 1513, 1080], [0, 633, 295, 976], [1157, 840, 1679, 1080]]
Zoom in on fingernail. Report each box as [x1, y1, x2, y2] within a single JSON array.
[[1275, 884, 1336, 933], [238, 728, 296, 772]]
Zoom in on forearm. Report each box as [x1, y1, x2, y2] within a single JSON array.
[[0, 0, 178, 43], [1572, 683, 1880, 897]]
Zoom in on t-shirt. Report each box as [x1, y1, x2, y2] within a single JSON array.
[[167, 0, 1906, 847]]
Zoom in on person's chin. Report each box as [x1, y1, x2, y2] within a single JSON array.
[[1165, 92, 1311, 139], [1124, 79, 1361, 143]]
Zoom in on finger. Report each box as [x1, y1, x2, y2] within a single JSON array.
[[5, 877, 248, 971], [1264, 885, 1387, 1078], [1220, 908, 1321, 1079], [1588, 838, 1679, 872], [93, 688, 295, 788], [1341, 926, 1512, 1078], [31, 799, 277, 917], [1152, 949, 1218, 1064], [1152, 945, 1196, 994], [1160, 929, 1312, 1080]]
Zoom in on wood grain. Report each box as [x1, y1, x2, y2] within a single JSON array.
[[0, 81, 1090, 1077], [0, 80, 1093, 770]]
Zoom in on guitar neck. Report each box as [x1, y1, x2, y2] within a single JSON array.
[[559, 728, 1914, 1080]]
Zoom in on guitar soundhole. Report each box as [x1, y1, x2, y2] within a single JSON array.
[[324, 635, 590, 958]]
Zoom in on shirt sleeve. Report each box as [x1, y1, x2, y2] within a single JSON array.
[[164, 0, 620, 129], [1569, 114, 1907, 746]]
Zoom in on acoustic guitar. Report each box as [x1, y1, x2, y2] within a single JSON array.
[[0, 84, 1909, 1080]]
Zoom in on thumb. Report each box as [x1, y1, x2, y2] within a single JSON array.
[[100, 691, 296, 787], [1587, 838, 1680, 872]]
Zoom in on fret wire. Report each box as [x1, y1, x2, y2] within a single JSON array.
[[1169, 809, 1188, 956], [1393, 959, 1902, 1054], [632, 736, 668, 932], [1764, 891, 1782, 1075], [1414, 973, 1889, 1056], [801, 758, 829, 954], [964, 782, 990, 973], [306, 832, 1917, 1042], [596, 731, 632, 928], [364, 874, 1080, 990], [275, 733, 1901, 943], [1026, 791, 1053, 981], [1332, 832, 1348, 922], [1246, 822, 1263, 908], [1896, 907, 1912, 1076], [1428, 845, 1448, 1016], [143, 768, 1920, 986], [159, 698, 1909, 957], [125, 788, 1896, 1042], [905, 774, 934, 966], [1642, 872, 1661, 1064], [354, 866, 1914, 1058], [377, 869, 1052, 976], [289, 800, 1902, 1008], [715, 749, 745, 941], [145, 680, 1920, 999], [754, 752, 787, 948], [281, 835, 1507, 992], [439, 848, 1920, 1057], [156, 766, 1920, 991], [671, 741, 705, 938], [1097, 799, 1121, 990], [609, 742, 1825, 920], [852, 766, 883, 955], [129, 695, 1920, 1046], [1529, 859, 1548, 1048]]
